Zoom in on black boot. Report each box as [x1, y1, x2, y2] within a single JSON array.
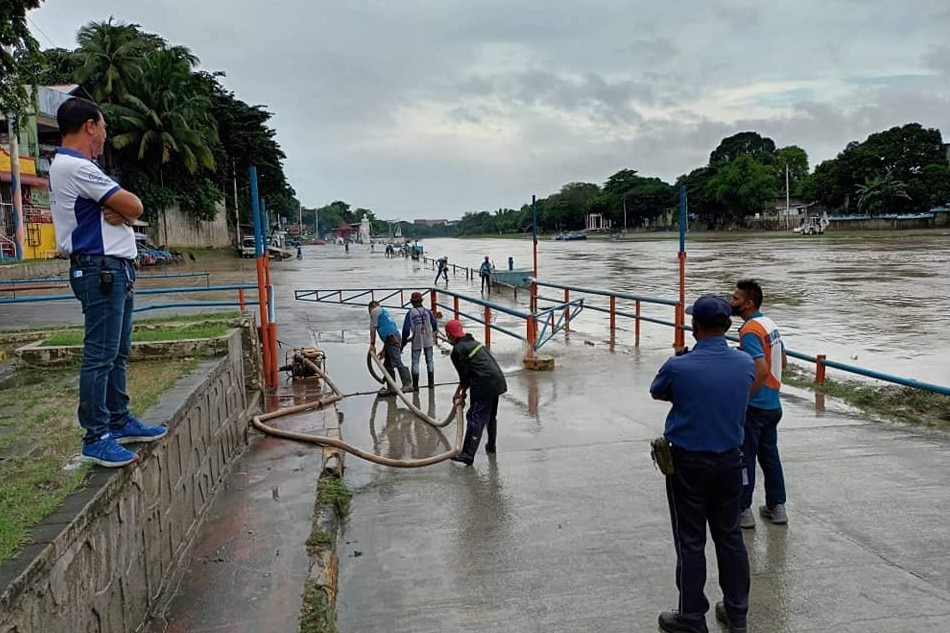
[[399, 366, 414, 392], [451, 430, 480, 466], [485, 416, 497, 454], [412, 373, 420, 391], [427, 371, 435, 389]]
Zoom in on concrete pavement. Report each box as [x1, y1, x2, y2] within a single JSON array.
[[331, 336, 950, 633]]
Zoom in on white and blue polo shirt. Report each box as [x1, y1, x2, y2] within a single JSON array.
[[49, 147, 137, 260]]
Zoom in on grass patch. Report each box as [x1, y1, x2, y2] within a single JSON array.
[[43, 323, 230, 347], [136, 311, 243, 326], [0, 357, 200, 562], [785, 364, 950, 427], [317, 474, 353, 517], [299, 578, 336, 633]]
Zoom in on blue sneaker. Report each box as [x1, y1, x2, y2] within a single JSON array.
[[82, 434, 140, 467], [111, 416, 168, 445]]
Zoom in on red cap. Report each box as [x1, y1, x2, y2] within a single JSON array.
[[445, 319, 465, 338]]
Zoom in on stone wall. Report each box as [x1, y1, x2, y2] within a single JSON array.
[[0, 329, 254, 633]]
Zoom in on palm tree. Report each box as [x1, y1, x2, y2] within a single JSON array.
[[108, 48, 217, 175], [75, 18, 158, 104], [856, 172, 911, 216]]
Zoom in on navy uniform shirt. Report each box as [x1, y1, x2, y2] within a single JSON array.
[[650, 337, 755, 452]]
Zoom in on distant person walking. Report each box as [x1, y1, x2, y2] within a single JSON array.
[[650, 295, 754, 633], [434, 256, 449, 284], [401, 292, 438, 390], [479, 256, 493, 294], [445, 320, 508, 465], [730, 279, 789, 529], [369, 300, 414, 395], [50, 97, 168, 468]]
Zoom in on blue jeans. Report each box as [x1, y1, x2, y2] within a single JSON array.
[[410, 346, 434, 375], [741, 405, 786, 510], [69, 255, 136, 443]]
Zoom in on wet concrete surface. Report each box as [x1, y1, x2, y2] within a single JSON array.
[[332, 340, 950, 633], [146, 381, 336, 633]]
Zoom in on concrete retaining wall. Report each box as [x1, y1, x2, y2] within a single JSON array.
[[0, 329, 253, 633], [152, 204, 233, 248]]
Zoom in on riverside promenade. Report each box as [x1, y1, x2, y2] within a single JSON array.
[[5, 245, 949, 632]]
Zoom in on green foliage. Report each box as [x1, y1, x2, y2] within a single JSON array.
[[44, 322, 229, 346], [810, 123, 947, 213], [0, 0, 44, 118], [856, 172, 911, 216], [710, 131, 777, 165], [40, 18, 294, 226]]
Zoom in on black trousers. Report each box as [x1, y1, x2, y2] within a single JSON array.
[[665, 446, 749, 627]]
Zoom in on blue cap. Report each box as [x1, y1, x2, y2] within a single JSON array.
[[685, 294, 732, 329]]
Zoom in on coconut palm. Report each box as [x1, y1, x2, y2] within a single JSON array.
[[74, 18, 158, 104], [108, 48, 217, 175], [856, 172, 911, 216]]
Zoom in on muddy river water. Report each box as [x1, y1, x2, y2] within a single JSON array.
[[7, 230, 948, 387]]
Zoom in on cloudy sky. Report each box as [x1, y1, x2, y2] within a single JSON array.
[[28, 1, 950, 220]]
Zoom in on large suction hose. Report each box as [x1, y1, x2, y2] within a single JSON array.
[[251, 352, 464, 468]]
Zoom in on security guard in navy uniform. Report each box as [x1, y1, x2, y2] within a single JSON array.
[[649, 295, 755, 633]]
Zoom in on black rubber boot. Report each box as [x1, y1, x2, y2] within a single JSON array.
[[399, 366, 414, 392], [427, 371, 435, 389], [412, 373, 420, 391], [485, 416, 497, 454], [451, 430, 480, 466]]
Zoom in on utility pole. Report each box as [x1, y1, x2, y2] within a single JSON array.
[[785, 163, 790, 231], [7, 110, 24, 260], [623, 195, 628, 234], [297, 201, 302, 235]]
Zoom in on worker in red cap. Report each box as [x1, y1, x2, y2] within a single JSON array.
[[444, 319, 507, 465], [401, 291, 438, 390]]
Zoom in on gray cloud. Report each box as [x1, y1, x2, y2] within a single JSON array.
[[27, 0, 950, 219]]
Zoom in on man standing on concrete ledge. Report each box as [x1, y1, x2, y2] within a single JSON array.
[[730, 278, 788, 529], [50, 97, 168, 468], [650, 295, 754, 633], [445, 319, 507, 465]]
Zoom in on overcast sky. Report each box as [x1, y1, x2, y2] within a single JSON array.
[[28, 1, 950, 220]]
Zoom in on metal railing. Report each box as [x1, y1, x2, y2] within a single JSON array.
[[294, 286, 583, 352]]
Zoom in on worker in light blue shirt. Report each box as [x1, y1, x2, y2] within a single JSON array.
[[369, 300, 413, 395], [649, 294, 754, 633]]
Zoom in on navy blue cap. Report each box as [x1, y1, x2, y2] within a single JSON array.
[[685, 294, 732, 329]]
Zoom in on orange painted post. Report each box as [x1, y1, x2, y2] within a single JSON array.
[[453, 296, 460, 319], [549, 310, 555, 333], [564, 289, 570, 330], [256, 257, 271, 387], [430, 290, 438, 314], [239, 288, 245, 311], [526, 315, 537, 356], [484, 305, 492, 349], [635, 300, 641, 347], [609, 295, 616, 337], [263, 256, 278, 388], [816, 354, 827, 384]]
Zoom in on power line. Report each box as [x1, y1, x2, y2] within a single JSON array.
[[27, 16, 58, 49]]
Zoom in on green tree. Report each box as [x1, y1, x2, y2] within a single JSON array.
[[38, 47, 83, 85], [775, 145, 809, 197], [709, 131, 777, 165], [0, 0, 44, 117], [856, 172, 911, 216], [704, 155, 777, 227], [75, 18, 160, 104]]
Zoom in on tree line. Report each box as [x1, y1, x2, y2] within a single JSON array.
[[7, 11, 296, 225], [454, 126, 950, 235]]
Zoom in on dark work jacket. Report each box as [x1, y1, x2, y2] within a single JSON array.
[[450, 334, 508, 399]]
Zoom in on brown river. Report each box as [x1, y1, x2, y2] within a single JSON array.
[[6, 229, 948, 387]]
